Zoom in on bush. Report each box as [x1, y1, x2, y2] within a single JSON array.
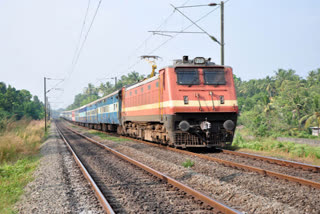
[[233, 136, 320, 161], [181, 159, 195, 168], [0, 119, 45, 163]]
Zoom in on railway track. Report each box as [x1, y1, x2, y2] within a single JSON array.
[[220, 149, 320, 173], [56, 121, 241, 214], [64, 120, 320, 190]]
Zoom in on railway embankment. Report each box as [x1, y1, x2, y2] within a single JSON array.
[[15, 123, 104, 213]]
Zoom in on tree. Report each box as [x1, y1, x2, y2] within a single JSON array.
[[300, 112, 320, 136]]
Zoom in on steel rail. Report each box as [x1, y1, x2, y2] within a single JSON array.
[[124, 136, 320, 189], [64, 121, 320, 189], [134, 138, 320, 189], [221, 149, 320, 173], [56, 125, 115, 214], [62, 125, 241, 214]]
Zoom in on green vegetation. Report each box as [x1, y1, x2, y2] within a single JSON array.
[[0, 119, 46, 163], [0, 82, 44, 123], [235, 68, 320, 138], [88, 130, 127, 142], [232, 132, 320, 161], [66, 71, 145, 110], [181, 159, 195, 168], [0, 157, 39, 214], [0, 119, 46, 213]]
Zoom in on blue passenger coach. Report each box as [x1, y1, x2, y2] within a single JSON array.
[[61, 90, 121, 132], [96, 90, 120, 125]]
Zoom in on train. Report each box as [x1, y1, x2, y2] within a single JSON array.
[[61, 56, 238, 148]]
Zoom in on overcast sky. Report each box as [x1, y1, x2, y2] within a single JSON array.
[[0, 0, 319, 109]]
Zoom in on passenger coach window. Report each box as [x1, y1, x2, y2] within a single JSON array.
[[203, 69, 226, 85], [176, 68, 199, 85]]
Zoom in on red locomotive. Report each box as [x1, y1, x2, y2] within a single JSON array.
[[119, 56, 238, 148]]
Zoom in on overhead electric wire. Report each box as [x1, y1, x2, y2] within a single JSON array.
[[110, 0, 192, 78], [59, 0, 103, 108], [148, 0, 230, 55], [71, 0, 92, 67], [122, 0, 230, 75], [128, 0, 191, 58], [67, 0, 103, 81]]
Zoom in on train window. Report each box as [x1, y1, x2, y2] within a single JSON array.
[[175, 68, 199, 85], [130, 91, 132, 96], [203, 68, 226, 85], [156, 82, 159, 88], [148, 85, 151, 90], [135, 90, 137, 94], [141, 87, 143, 92]]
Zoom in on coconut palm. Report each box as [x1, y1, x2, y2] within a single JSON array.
[[300, 112, 320, 135]]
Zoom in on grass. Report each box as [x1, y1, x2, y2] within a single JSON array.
[[88, 130, 127, 142], [0, 119, 46, 163], [232, 132, 320, 165], [0, 156, 39, 214], [181, 159, 195, 168], [0, 118, 46, 213]]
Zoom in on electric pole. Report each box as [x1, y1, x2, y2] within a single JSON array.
[[44, 77, 47, 132], [221, 1, 224, 65], [47, 98, 50, 121], [43, 77, 64, 132]]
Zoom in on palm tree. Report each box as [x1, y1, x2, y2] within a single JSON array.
[[300, 112, 320, 136]]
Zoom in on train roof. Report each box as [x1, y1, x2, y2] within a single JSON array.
[[62, 89, 121, 113], [125, 75, 159, 91], [87, 89, 120, 106]]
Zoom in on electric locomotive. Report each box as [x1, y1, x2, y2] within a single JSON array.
[[120, 56, 238, 148]]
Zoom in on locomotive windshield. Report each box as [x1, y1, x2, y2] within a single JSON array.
[[176, 68, 199, 85], [203, 68, 226, 85]]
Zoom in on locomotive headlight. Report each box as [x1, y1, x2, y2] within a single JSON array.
[[223, 120, 235, 131], [200, 121, 211, 131], [194, 57, 206, 64], [179, 120, 190, 132]]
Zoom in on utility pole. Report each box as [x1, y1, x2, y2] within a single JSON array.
[[47, 98, 50, 121], [44, 77, 47, 132], [43, 77, 64, 131], [110, 77, 117, 86], [153, 3, 225, 65], [221, 1, 224, 65]]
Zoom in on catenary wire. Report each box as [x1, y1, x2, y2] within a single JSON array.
[[67, 0, 103, 81], [71, 0, 92, 67], [121, 0, 231, 77]]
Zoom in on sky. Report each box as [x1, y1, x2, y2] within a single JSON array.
[[0, 0, 319, 109]]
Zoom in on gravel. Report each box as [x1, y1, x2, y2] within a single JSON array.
[[64, 121, 320, 214], [59, 123, 216, 213], [207, 152, 320, 183], [15, 123, 104, 214]]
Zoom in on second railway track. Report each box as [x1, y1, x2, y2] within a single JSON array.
[[56, 121, 241, 214], [66, 120, 320, 188], [61, 120, 320, 213]]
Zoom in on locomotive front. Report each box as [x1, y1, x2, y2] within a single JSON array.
[[162, 56, 238, 148]]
